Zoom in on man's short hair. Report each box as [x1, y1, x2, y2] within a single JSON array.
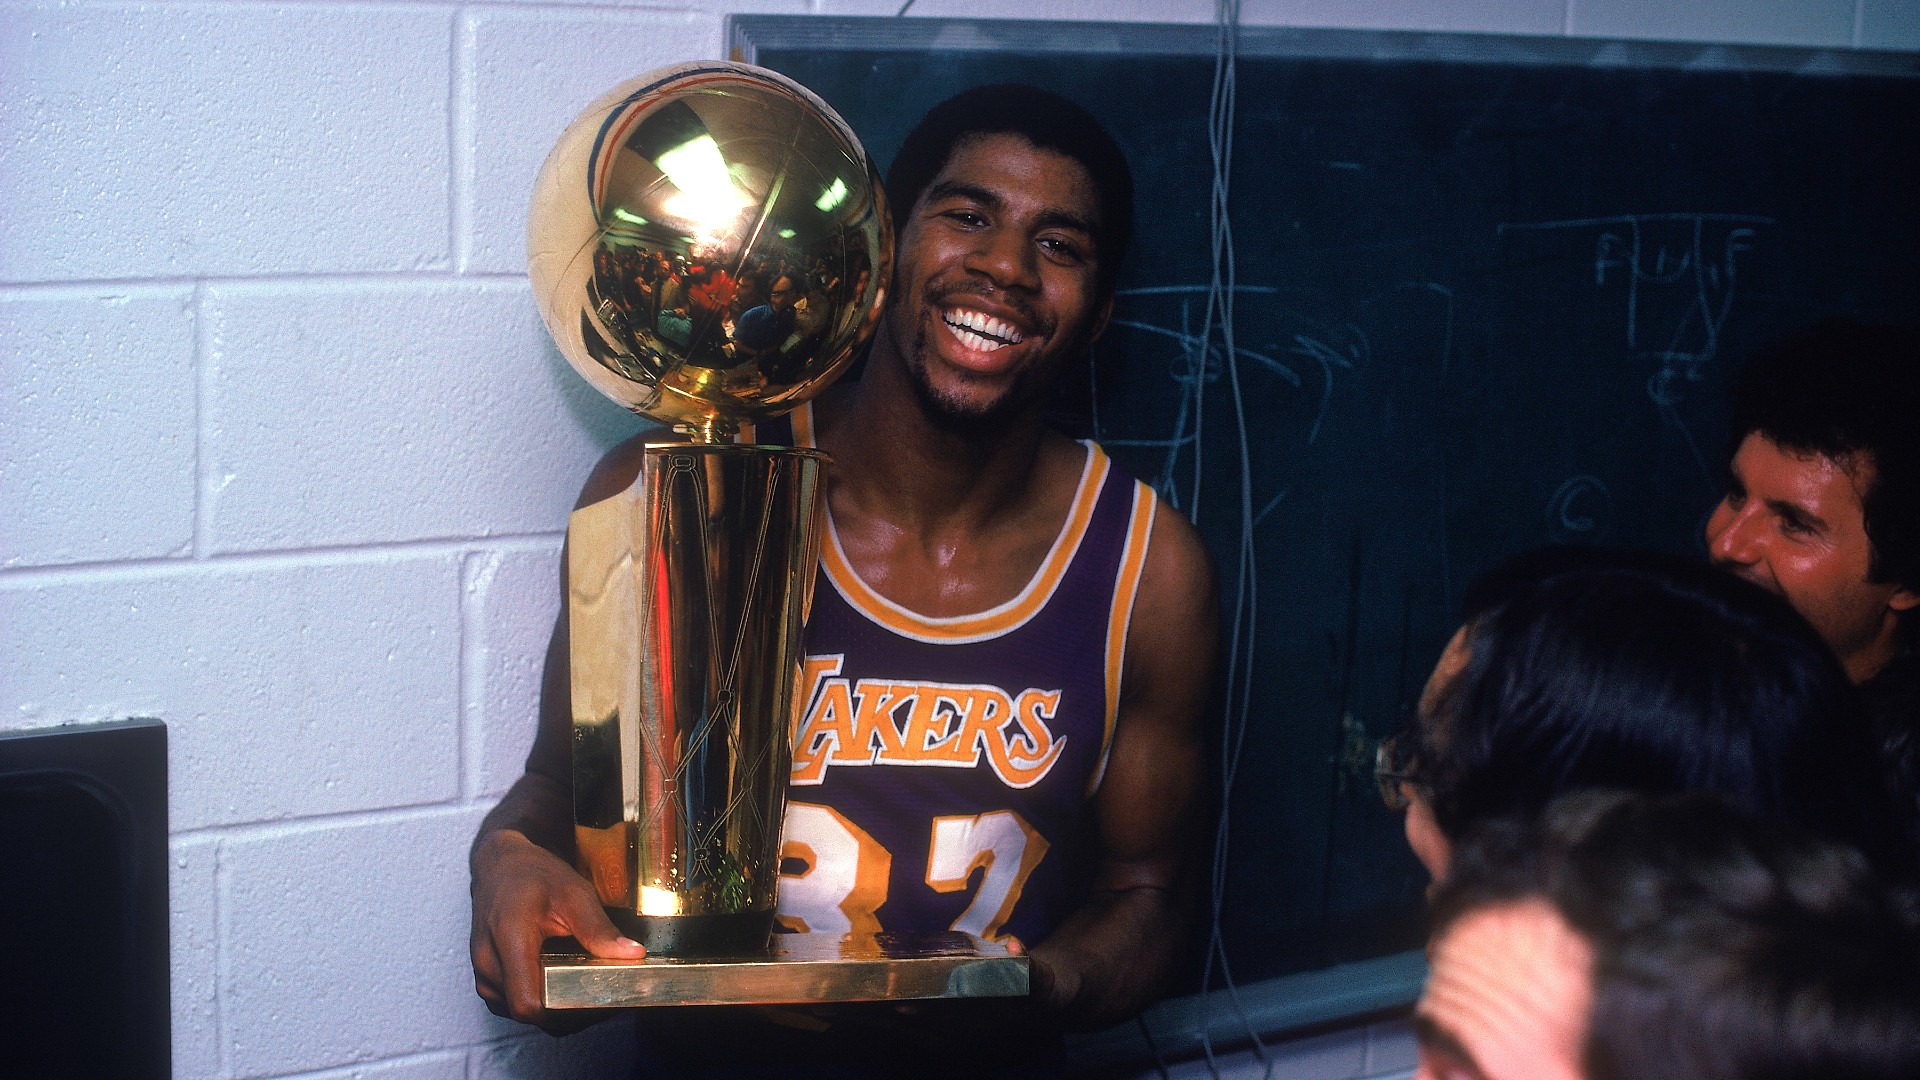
[[1433, 791, 1920, 1080], [885, 84, 1134, 294], [1730, 319, 1920, 608]]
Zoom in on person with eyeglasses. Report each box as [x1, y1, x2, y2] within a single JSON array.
[[1374, 546, 1916, 886]]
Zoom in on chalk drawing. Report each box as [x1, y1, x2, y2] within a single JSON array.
[[1498, 213, 1771, 476], [1546, 474, 1613, 543]]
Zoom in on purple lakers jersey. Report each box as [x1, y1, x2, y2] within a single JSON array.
[[746, 404, 1157, 946]]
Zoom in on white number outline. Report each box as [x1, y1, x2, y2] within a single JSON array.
[[926, 810, 1051, 941]]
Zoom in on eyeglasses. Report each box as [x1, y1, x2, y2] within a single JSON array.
[[1374, 727, 1422, 812]]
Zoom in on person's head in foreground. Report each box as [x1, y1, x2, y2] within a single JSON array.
[[1377, 547, 1914, 882], [1416, 790, 1920, 1080], [1706, 318, 1920, 684]]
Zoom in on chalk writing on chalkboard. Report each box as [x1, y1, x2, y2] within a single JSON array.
[[1500, 213, 1773, 476]]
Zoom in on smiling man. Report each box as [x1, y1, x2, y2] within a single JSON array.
[[470, 85, 1217, 1076], [1705, 320, 1920, 834]]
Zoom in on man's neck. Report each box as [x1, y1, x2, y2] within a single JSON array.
[[1846, 615, 1912, 685], [816, 335, 1053, 537], [1835, 607, 1912, 680]]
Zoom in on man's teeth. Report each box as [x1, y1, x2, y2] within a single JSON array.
[[942, 309, 1023, 351], [947, 323, 1008, 352]]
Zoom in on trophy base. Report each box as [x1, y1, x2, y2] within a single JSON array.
[[542, 930, 1029, 1009], [606, 908, 773, 957]]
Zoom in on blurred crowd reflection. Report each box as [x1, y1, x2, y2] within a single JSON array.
[[589, 240, 872, 384]]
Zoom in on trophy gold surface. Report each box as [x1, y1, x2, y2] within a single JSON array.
[[528, 64, 1026, 1007]]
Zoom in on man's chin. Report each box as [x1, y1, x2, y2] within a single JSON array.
[[908, 363, 1024, 436]]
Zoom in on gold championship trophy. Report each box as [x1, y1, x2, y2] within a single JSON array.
[[526, 63, 1026, 1007]]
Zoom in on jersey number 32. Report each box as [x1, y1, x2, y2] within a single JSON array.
[[777, 802, 1049, 942]]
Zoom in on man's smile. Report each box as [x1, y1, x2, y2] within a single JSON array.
[[941, 307, 1026, 353]]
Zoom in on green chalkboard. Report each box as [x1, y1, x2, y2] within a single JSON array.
[[734, 15, 1920, 1054]]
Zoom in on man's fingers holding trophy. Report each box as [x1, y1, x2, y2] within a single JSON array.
[[470, 829, 645, 1031], [1003, 936, 1069, 1013]]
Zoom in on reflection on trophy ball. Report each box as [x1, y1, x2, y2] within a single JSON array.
[[526, 62, 891, 442]]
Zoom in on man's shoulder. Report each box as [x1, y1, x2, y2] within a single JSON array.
[[1055, 436, 1214, 608], [1079, 445, 1207, 577], [1095, 454, 1215, 676], [576, 427, 674, 510]]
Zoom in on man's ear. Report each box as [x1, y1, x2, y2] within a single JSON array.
[[1087, 293, 1115, 345], [1890, 585, 1920, 613]]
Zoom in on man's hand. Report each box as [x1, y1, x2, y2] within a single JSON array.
[[1008, 883, 1185, 1028], [468, 443, 660, 1034], [469, 827, 646, 1033], [1006, 935, 1080, 1015]]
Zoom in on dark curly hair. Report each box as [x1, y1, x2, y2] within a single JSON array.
[[1416, 547, 1915, 881], [884, 84, 1134, 295]]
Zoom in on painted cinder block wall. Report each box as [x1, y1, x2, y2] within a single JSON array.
[[2, 1, 1912, 1077]]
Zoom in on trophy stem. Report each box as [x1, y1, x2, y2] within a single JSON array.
[[676, 416, 736, 444], [568, 442, 827, 956]]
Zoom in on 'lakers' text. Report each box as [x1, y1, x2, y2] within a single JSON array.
[[792, 655, 1068, 788]]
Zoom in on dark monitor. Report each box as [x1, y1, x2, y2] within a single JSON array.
[[0, 719, 169, 1079]]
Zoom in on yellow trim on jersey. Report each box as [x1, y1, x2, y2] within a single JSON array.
[[820, 441, 1111, 644], [1087, 481, 1156, 797]]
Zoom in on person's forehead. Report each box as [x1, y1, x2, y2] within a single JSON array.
[[1419, 899, 1592, 1080], [924, 132, 1101, 222], [1418, 624, 1473, 730], [1738, 433, 1874, 512]]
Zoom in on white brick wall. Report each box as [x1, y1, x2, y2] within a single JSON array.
[[2, 288, 199, 566], [0, 4, 455, 282], [1, 1, 1905, 1078]]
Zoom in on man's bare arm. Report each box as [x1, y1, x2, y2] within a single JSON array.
[[468, 435, 656, 1029], [1026, 501, 1218, 1028], [474, 608, 574, 855]]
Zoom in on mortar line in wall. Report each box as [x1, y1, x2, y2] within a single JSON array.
[[172, 799, 482, 846], [214, 837, 232, 1079], [458, 550, 484, 800], [0, 532, 564, 588], [451, 8, 475, 274], [238, 1047, 473, 1080], [0, 271, 527, 298], [456, 0, 732, 16], [193, 281, 213, 560]]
